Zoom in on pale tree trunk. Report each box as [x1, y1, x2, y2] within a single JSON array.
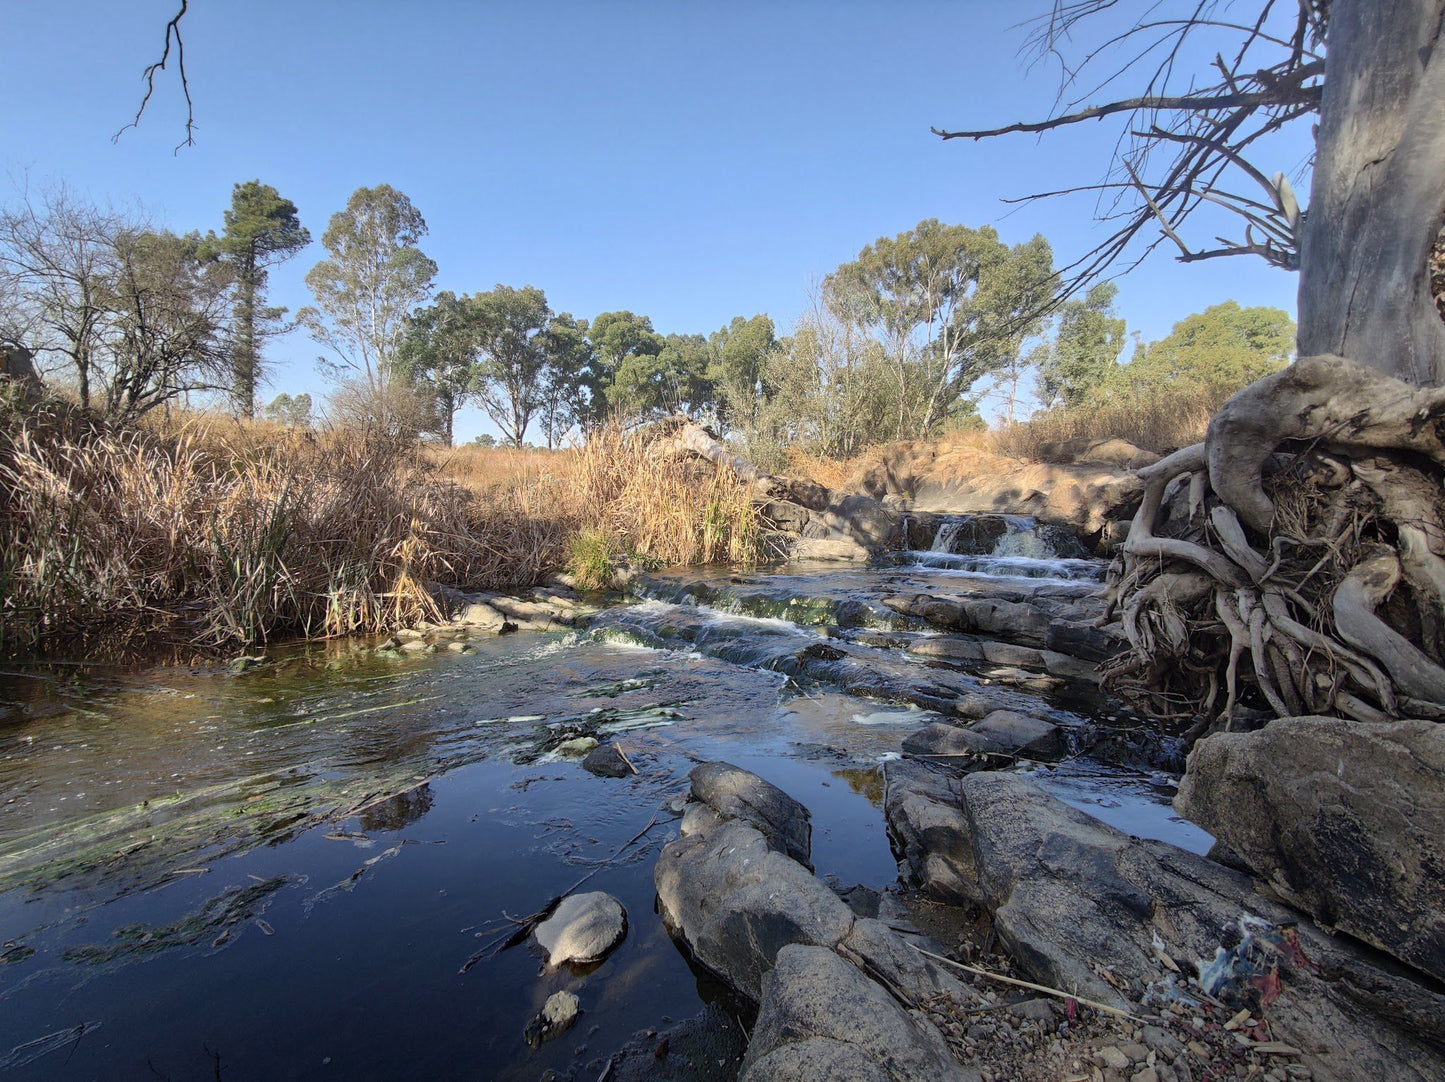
[[1297, 0, 1445, 385]]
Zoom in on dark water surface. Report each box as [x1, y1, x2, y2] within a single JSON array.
[[0, 549, 1206, 1080]]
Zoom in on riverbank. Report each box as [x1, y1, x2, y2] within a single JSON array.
[[0, 396, 764, 661]]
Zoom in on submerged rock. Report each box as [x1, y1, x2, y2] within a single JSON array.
[[524, 990, 580, 1047], [1177, 715, 1445, 984], [739, 944, 977, 1082], [533, 892, 627, 968], [552, 736, 599, 758]]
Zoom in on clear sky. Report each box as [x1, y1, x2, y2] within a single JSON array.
[[4, 1, 1311, 442]]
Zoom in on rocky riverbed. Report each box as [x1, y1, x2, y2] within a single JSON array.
[[0, 516, 1439, 1080]]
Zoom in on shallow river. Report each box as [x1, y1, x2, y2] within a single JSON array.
[[0, 541, 1209, 1080]]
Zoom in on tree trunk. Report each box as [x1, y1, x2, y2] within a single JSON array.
[[1105, 0, 1445, 731], [1297, 0, 1445, 385]]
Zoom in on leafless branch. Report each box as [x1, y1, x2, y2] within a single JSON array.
[[935, 1, 1326, 297], [113, 0, 195, 153]]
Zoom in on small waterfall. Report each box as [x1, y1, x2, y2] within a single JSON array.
[[990, 518, 1057, 559], [930, 518, 965, 553]]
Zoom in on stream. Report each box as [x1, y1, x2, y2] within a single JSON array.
[[0, 519, 1211, 1080]]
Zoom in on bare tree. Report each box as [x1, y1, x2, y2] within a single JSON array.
[[0, 188, 231, 420], [943, 1, 1445, 729], [0, 187, 126, 410]]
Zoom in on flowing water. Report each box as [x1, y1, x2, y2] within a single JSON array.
[[0, 519, 1209, 1080]]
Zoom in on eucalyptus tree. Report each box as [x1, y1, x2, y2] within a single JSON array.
[[1118, 302, 1294, 398], [536, 312, 592, 449], [1035, 282, 1127, 408], [299, 185, 436, 394], [399, 290, 481, 446], [825, 219, 1054, 439], [207, 180, 309, 419], [708, 314, 776, 430], [471, 284, 552, 448]]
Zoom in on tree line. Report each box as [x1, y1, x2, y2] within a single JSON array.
[[0, 180, 1293, 451]]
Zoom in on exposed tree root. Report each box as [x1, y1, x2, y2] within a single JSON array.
[[1102, 355, 1445, 733]]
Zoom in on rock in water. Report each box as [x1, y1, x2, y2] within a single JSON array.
[[1177, 715, 1445, 983], [739, 944, 978, 1082], [687, 761, 813, 868], [582, 743, 634, 778], [524, 990, 580, 1047], [533, 892, 627, 968]]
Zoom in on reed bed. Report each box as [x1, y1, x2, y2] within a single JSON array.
[[0, 396, 764, 659]]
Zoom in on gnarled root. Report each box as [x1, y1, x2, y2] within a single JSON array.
[[1102, 355, 1445, 734]]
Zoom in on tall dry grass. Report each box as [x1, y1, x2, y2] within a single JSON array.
[[989, 385, 1226, 460], [0, 395, 766, 659]]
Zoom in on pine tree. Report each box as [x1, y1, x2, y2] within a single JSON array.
[[210, 181, 309, 418]]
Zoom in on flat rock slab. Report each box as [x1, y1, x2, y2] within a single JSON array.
[[533, 891, 627, 968], [739, 945, 978, 1082], [689, 761, 812, 867], [901, 711, 1064, 763], [1177, 715, 1445, 984]]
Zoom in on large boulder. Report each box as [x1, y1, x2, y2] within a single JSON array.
[[739, 945, 977, 1082], [883, 762, 1445, 1082], [847, 438, 1144, 538], [655, 811, 854, 1002], [1176, 715, 1445, 983], [688, 761, 813, 868]]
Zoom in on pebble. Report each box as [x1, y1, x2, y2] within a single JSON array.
[[1121, 1042, 1150, 1064], [1132, 1068, 1159, 1082], [1095, 1046, 1131, 1070]]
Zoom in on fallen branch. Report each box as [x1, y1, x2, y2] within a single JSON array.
[[910, 945, 1134, 1019]]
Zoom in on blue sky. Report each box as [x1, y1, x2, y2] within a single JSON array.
[[5, 1, 1310, 442]]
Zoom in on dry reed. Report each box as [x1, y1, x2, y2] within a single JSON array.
[[0, 395, 764, 659]]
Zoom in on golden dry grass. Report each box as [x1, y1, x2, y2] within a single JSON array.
[[0, 397, 765, 659], [988, 386, 1226, 460]]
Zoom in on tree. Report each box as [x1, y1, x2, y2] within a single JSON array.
[[471, 285, 551, 447], [299, 185, 436, 393], [1117, 302, 1293, 397], [399, 291, 481, 446], [468, 432, 497, 449], [942, 1, 1445, 726], [825, 219, 1054, 439], [0, 188, 229, 420], [586, 310, 665, 422], [0, 187, 126, 411], [262, 392, 313, 427], [709, 314, 776, 430], [536, 312, 593, 449], [1036, 282, 1127, 408], [102, 228, 231, 421], [207, 180, 309, 419]]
